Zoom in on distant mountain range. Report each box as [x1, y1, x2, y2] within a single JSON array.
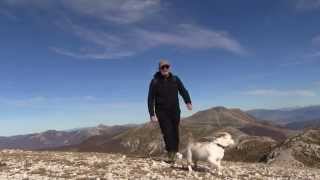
[[55, 107, 297, 163], [284, 119, 320, 130], [0, 124, 135, 150], [247, 105, 320, 129], [2, 105, 320, 168]]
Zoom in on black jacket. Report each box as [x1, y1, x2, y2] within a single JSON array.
[[148, 72, 192, 116]]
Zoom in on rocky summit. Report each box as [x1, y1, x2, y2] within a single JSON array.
[[0, 149, 319, 180], [267, 128, 320, 168]]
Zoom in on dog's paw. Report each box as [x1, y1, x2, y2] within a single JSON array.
[[176, 152, 183, 160], [208, 169, 222, 176]]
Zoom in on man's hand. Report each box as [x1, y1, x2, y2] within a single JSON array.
[[186, 103, 192, 111], [150, 116, 158, 123]]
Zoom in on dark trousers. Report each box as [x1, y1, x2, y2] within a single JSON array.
[[156, 108, 181, 152]]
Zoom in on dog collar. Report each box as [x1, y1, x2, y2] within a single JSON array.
[[215, 143, 225, 149]]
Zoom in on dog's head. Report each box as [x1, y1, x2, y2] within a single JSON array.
[[212, 132, 234, 147]]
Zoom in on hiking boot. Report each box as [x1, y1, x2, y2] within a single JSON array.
[[167, 151, 177, 164]]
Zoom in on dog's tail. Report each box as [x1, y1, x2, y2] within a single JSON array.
[[182, 131, 194, 154], [185, 140, 193, 165], [178, 145, 193, 164], [186, 131, 194, 143]]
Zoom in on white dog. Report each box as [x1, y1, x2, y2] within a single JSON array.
[[182, 132, 235, 175]]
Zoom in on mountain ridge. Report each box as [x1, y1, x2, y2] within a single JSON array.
[[247, 105, 320, 126], [54, 106, 298, 164]]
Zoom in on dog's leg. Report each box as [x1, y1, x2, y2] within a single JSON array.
[[194, 160, 198, 170], [175, 152, 183, 168], [216, 159, 223, 175], [186, 148, 193, 172], [208, 157, 220, 175]]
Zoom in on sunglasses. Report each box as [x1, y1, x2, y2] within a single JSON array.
[[160, 64, 170, 70]]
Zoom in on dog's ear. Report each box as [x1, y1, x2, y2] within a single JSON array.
[[199, 136, 214, 142], [214, 132, 232, 140], [214, 132, 227, 138]]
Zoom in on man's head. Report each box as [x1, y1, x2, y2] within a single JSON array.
[[158, 59, 170, 77]]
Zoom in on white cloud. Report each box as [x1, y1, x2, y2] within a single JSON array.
[[0, 96, 103, 108], [295, 0, 320, 10], [0, 95, 144, 114], [0, 96, 47, 107], [62, 0, 161, 24], [52, 21, 247, 59], [314, 81, 320, 86], [244, 89, 316, 97], [312, 35, 320, 44], [3, 0, 56, 9], [50, 47, 135, 59], [136, 24, 247, 55], [3, 0, 247, 59], [0, 8, 19, 21], [3, 0, 161, 24], [309, 51, 320, 57], [50, 18, 139, 59], [307, 35, 320, 58]]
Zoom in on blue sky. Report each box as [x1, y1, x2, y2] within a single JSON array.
[[1, 0, 320, 136]]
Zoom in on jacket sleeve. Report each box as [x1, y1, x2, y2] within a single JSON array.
[[176, 76, 192, 104], [147, 79, 156, 117]]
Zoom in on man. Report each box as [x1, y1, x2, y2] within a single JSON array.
[[148, 59, 192, 163]]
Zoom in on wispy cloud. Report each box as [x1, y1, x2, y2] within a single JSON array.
[[314, 81, 320, 86], [0, 96, 47, 108], [52, 21, 247, 59], [63, 0, 161, 24], [50, 47, 135, 60], [280, 34, 320, 66], [3, 0, 161, 24], [308, 51, 320, 57], [312, 35, 320, 44], [2, 0, 56, 9], [136, 24, 247, 55], [0, 96, 145, 118], [3, 0, 247, 59], [0, 96, 103, 108], [295, 0, 320, 10], [243, 89, 316, 97], [0, 8, 19, 21], [51, 18, 139, 59], [308, 34, 320, 58]]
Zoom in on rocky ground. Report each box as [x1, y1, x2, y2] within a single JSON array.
[[0, 149, 319, 180]]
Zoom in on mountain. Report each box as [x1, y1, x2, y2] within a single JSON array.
[[0, 124, 133, 150], [182, 107, 293, 141], [2, 106, 303, 164], [247, 105, 320, 125], [58, 107, 296, 162], [285, 119, 320, 130], [267, 128, 320, 168]]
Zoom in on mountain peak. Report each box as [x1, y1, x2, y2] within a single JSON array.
[[182, 106, 257, 127], [97, 124, 109, 129], [209, 106, 228, 111]]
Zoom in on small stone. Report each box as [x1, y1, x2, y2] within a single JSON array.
[[0, 161, 6, 167], [104, 173, 113, 180]]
